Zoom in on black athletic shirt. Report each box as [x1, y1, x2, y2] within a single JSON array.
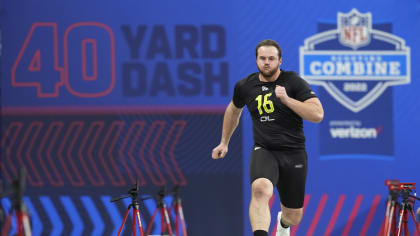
[[232, 70, 317, 150]]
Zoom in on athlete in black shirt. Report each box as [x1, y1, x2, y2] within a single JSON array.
[[212, 39, 324, 236]]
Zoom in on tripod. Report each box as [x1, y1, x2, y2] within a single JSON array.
[[0, 169, 32, 236], [146, 187, 173, 236], [384, 180, 401, 236], [111, 181, 149, 236], [169, 186, 187, 236], [396, 187, 420, 236]]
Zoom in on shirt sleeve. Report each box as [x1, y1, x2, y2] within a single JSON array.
[[232, 81, 245, 108], [293, 75, 317, 102]]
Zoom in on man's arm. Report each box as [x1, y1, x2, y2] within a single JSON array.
[[275, 86, 324, 123], [284, 97, 324, 123], [221, 101, 243, 145], [212, 101, 243, 159]]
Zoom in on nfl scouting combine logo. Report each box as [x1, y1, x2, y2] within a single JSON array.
[[300, 8, 410, 112], [299, 9, 411, 160]]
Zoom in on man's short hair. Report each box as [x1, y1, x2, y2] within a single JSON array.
[[255, 39, 282, 59]]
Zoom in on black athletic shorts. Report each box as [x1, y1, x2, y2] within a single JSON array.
[[249, 145, 308, 209]]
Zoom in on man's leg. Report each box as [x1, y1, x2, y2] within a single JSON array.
[[249, 177, 273, 233], [275, 205, 303, 236], [274, 149, 308, 236], [249, 147, 279, 235], [279, 204, 303, 226]]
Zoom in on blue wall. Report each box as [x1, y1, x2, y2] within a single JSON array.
[[1, 0, 419, 235]]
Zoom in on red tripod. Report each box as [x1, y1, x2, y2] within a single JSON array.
[[146, 188, 173, 236], [396, 183, 420, 236], [1, 200, 32, 236], [0, 169, 32, 236], [384, 180, 401, 236], [169, 186, 187, 236], [111, 181, 148, 236]]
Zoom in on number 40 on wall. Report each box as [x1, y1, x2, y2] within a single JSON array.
[[11, 22, 116, 98]]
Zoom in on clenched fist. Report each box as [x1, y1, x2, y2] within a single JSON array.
[[212, 143, 228, 159], [275, 85, 290, 104]]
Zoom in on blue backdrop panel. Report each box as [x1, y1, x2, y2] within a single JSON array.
[[1, 0, 420, 235], [1, 112, 243, 235], [1, 0, 240, 106]]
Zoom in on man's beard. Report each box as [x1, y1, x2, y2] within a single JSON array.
[[257, 65, 279, 78]]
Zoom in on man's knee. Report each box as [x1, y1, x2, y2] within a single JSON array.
[[282, 207, 303, 226], [251, 178, 273, 200]]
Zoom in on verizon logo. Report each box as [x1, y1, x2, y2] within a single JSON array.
[[330, 126, 382, 139]]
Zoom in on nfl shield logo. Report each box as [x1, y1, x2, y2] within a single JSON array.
[[299, 8, 410, 112], [338, 8, 372, 49]]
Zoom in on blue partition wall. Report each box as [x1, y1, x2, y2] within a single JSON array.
[[1, 0, 419, 235]]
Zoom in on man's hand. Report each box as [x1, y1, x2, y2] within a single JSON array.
[[275, 85, 290, 105], [212, 143, 228, 159]]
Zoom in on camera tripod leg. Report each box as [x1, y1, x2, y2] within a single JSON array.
[[146, 207, 159, 235], [397, 204, 409, 236], [133, 208, 145, 236], [16, 210, 31, 236], [1, 204, 32, 236], [117, 205, 145, 236], [387, 202, 396, 236], [397, 205, 404, 236], [409, 209, 420, 235], [146, 204, 173, 236], [118, 207, 131, 236], [160, 207, 165, 232], [403, 208, 409, 236], [17, 211, 23, 236], [162, 204, 173, 235], [21, 211, 32, 236], [175, 202, 187, 236], [1, 210, 13, 236], [384, 198, 392, 236]]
